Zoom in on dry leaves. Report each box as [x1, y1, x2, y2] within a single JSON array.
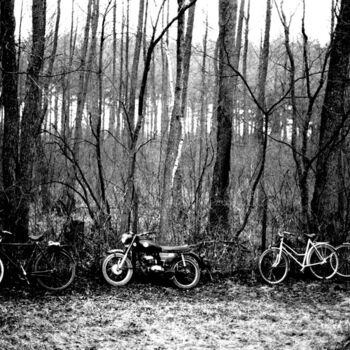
[[0, 278, 349, 349]]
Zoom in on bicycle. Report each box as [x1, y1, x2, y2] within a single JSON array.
[[259, 231, 339, 284], [335, 243, 350, 278], [0, 229, 76, 291]]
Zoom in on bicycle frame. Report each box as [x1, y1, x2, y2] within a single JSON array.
[[0, 241, 46, 279], [274, 236, 328, 272]]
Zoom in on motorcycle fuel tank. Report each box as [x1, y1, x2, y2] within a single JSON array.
[[138, 239, 162, 253]]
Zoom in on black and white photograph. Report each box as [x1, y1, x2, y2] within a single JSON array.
[[0, 0, 350, 348]]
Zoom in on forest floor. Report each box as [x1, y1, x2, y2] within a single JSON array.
[[0, 274, 350, 350]]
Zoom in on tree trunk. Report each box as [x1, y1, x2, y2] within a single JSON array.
[[242, 0, 250, 144], [109, 0, 117, 135], [279, 0, 329, 233], [158, 4, 171, 191], [0, 0, 20, 234], [208, 0, 238, 235], [255, 0, 271, 251], [159, 0, 187, 243], [120, 0, 145, 233], [38, 0, 61, 213], [94, 0, 112, 226], [16, 0, 46, 240], [73, 0, 93, 162], [311, 0, 350, 240], [194, 17, 209, 240], [172, 1, 196, 243]]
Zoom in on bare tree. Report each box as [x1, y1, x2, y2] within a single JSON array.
[[159, 0, 196, 243], [15, 0, 47, 240], [194, 17, 209, 239], [0, 0, 20, 234], [255, 0, 272, 250], [208, 0, 238, 234], [118, 0, 197, 235], [120, 0, 146, 233], [277, 0, 329, 232], [312, 0, 350, 239]]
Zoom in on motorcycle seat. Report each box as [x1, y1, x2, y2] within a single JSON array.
[[161, 245, 191, 252]]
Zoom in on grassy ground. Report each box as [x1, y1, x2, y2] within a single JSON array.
[[0, 276, 349, 350]]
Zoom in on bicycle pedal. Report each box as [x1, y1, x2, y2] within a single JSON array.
[[18, 275, 30, 284]]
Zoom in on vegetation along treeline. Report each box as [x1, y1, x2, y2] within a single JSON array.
[[0, 0, 349, 274]]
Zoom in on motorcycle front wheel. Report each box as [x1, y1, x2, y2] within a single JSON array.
[[102, 252, 133, 286], [172, 256, 200, 289], [0, 258, 4, 284]]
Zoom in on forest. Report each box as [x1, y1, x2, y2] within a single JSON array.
[[1, 0, 350, 275]]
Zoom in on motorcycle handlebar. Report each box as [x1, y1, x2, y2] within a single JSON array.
[[138, 231, 156, 236], [122, 231, 156, 237]]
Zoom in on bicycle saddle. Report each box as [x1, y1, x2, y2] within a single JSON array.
[[303, 232, 317, 239], [28, 232, 44, 241]]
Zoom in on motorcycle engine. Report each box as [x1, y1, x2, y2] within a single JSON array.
[[141, 254, 164, 272]]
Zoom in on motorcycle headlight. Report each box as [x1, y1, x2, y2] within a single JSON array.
[[121, 233, 132, 244]]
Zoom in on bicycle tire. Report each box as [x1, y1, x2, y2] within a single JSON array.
[[308, 243, 338, 279], [259, 247, 289, 284], [336, 244, 350, 278], [34, 249, 76, 291], [0, 258, 4, 284]]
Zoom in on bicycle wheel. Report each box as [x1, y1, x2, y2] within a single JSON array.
[[308, 243, 338, 279], [259, 247, 289, 284], [336, 244, 350, 278], [0, 258, 4, 284], [34, 249, 76, 291]]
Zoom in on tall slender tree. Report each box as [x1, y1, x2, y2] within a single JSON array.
[[311, 0, 350, 239], [255, 0, 272, 250], [160, 0, 196, 243], [0, 0, 20, 234], [120, 0, 145, 233], [208, 0, 238, 234], [16, 0, 47, 240]]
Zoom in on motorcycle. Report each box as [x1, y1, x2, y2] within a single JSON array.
[[101, 231, 204, 289]]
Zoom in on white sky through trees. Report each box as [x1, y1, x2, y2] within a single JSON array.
[[15, 0, 333, 46]]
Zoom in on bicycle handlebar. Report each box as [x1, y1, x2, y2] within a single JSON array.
[[278, 231, 294, 237], [1, 230, 13, 236]]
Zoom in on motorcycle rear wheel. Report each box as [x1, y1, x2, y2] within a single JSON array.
[[102, 252, 133, 286], [172, 256, 200, 289]]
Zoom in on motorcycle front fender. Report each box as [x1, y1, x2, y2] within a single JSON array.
[[106, 248, 124, 254]]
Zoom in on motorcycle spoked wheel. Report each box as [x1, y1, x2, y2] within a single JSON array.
[[172, 256, 201, 289], [102, 252, 133, 286]]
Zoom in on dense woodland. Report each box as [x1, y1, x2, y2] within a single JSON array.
[[1, 0, 350, 271]]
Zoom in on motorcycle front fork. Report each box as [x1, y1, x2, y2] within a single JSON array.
[[118, 245, 133, 268]]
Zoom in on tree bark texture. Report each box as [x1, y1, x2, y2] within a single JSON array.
[[311, 0, 350, 239], [159, 0, 186, 243], [255, 0, 271, 251], [0, 0, 20, 233], [208, 0, 238, 234], [120, 0, 145, 233], [15, 0, 46, 240]]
